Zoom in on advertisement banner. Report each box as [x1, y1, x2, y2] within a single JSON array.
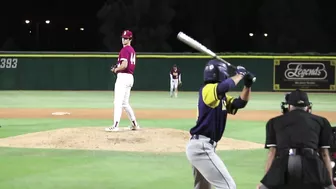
[[273, 59, 336, 91]]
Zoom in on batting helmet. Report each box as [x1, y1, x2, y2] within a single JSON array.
[[203, 59, 229, 83]]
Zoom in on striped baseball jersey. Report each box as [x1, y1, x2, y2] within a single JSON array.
[[189, 83, 238, 142]]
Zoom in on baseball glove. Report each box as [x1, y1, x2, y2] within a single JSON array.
[[178, 81, 182, 87], [111, 64, 118, 77]]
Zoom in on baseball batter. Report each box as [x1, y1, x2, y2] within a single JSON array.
[[186, 59, 255, 189], [169, 64, 181, 98], [105, 30, 139, 132]]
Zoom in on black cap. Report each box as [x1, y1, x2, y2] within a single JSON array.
[[287, 89, 310, 107]]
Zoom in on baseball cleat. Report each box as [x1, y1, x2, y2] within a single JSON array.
[[105, 126, 119, 132], [130, 125, 140, 130]]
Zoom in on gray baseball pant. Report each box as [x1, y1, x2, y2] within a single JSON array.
[[186, 135, 236, 189]]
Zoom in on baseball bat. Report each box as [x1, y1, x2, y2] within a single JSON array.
[[177, 31, 256, 82]]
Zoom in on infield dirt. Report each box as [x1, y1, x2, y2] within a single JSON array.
[[0, 108, 334, 152]]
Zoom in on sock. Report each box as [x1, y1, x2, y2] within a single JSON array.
[[131, 120, 137, 127], [113, 121, 119, 128]]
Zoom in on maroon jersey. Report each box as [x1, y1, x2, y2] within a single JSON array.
[[170, 69, 180, 79], [117, 46, 136, 74]]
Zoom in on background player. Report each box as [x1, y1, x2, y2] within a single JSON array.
[[105, 30, 140, 132], [169, 64, 182, 98], [186, 59, 255, 189]]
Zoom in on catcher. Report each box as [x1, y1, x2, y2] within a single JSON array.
[[169, 64, 182, 98]]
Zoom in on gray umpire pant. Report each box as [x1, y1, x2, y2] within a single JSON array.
[[186, 135, 236, 189], [259, 155, 336, 189]]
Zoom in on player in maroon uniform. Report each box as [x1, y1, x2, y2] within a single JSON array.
[[170, 64, 182, 98], [105, 30, 139, 132]]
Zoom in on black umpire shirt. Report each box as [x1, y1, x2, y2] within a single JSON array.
[[261, 109, 333, 188]]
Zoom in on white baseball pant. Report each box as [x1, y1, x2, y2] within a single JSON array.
[[113, 73, 137, 127]]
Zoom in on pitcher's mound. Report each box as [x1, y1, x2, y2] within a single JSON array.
[[0, 127, 263, 153]]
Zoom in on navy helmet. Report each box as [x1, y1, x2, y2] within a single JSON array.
[[203, 59, 229, 83]]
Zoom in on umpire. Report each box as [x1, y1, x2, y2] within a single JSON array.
[[258, 89, 335, 189]]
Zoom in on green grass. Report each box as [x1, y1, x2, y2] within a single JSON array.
[[0, 91, 335, 189], [0, 147, 267, 189], [0, 91, 198, 109], [0, 91, 335, 111]]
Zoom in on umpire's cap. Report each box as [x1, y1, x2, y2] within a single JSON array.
[[287, 89, 310, 107]]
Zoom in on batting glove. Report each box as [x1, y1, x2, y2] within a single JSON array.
[[236, 66, 247, 76], [244, 73, 255, 88]]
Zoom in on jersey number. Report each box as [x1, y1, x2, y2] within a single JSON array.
[[130, 53, 136, 65]]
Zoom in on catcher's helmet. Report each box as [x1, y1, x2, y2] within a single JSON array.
[[203, 59, 229, 83]]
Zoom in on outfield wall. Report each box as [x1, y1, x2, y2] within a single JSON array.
[[0, 52, 335, 92]]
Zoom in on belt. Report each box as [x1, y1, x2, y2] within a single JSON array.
[[287, 148, 318, 156], [190, 135, 216, 146]]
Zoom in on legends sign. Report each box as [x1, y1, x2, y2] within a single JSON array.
[[273, 60, 336, 91]]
